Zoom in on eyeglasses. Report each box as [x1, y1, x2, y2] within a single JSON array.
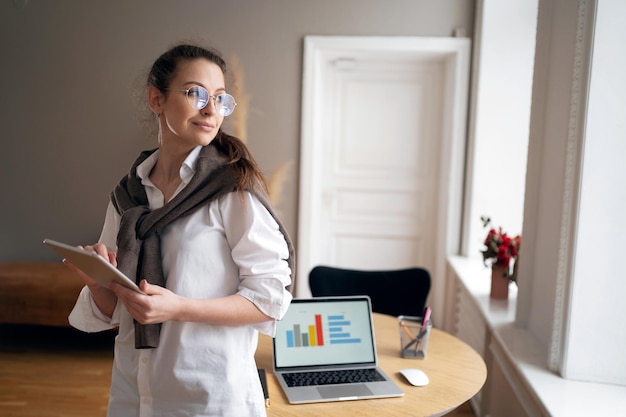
[[165, 86, 237, 116]]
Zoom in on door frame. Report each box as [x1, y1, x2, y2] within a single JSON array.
[[297, 36, 471, 318]]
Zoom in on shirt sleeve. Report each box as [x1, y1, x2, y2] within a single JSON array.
[[220, 192, 293, 336], [98, 201, 121, 250], [68, 285, 122, 331], [68, 202, 123, 332]]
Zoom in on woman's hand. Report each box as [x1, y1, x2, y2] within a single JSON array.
[[111, 280, 273, 326], [110, 280, 185, 325], [63, 243, 117, 287], [63, 242, 118, 318]]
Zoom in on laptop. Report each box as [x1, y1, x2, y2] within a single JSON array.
[[272, 296, 404, 404]]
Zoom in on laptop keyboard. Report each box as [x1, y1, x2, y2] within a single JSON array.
[[283, 368, 386, 387]]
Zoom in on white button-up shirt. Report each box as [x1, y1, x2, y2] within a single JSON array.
[[69, 146, 292, 417]]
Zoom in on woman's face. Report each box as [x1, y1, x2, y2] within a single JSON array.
[[152, 58, 226, 149]]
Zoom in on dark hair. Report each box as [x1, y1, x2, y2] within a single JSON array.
[[148, 43, 268, 194], [147, 44, 226, 92]]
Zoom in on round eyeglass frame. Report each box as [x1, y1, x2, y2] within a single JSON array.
[[165, 86, 237, 116]]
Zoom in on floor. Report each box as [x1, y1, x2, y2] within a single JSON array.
[[0, 324, 476, 416], [0, 324, 114, 417]]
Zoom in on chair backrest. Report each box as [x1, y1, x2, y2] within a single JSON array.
[[309, 265, 431, 317]]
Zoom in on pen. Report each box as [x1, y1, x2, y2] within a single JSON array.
[[400, 321, 415, 340], [421, 306, 431, 328], [402, 307, 432, 352], [402, 326, 426, 351], [414, 306, 432, 352]]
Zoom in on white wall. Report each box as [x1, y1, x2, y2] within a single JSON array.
[[517, 0, 584, 353], [518, 0, 626, 385], [564, 0, 626, 384]]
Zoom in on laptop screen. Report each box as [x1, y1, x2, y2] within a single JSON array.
[[273, 297, 377, 370]]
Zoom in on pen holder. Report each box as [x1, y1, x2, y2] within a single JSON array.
[[398, 315, 432, 359]]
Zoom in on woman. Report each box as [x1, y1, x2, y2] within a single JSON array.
[[66, 43, 294, 416]]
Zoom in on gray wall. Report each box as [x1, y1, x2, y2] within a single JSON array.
[[0, 0, 474, 262]]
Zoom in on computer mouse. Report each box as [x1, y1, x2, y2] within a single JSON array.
[[399, 368, 429, 386]]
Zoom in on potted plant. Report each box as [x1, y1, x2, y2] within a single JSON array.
[[480, 216, 521, 299]]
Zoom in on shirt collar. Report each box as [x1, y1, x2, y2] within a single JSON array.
[[136, 145, 203, 186]]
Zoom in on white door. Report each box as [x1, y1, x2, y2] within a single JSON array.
[[297, 36, 470, 317]]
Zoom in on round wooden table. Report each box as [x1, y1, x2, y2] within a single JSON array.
[[255, 313, 487, 416]]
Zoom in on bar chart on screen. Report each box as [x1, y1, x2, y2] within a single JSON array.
[[285, 313, 361, 348]]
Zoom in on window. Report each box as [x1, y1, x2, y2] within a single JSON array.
[[462, 1, 536, 267], [468, 0, 626, 388]]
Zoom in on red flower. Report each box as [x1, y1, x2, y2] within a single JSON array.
[[480, 217, 521, 282]]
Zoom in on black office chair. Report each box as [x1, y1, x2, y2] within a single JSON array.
[[309, 265, 431, 318]]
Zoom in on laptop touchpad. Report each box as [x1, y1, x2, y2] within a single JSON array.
[[317, 384, 373, 399]]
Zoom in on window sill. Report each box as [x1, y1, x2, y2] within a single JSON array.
[[448, 255, 626, 416]]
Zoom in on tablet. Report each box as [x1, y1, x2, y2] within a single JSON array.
[[43, 238, 144, 294]]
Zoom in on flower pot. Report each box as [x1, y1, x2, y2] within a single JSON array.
[[490, 265, 509, 299]]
